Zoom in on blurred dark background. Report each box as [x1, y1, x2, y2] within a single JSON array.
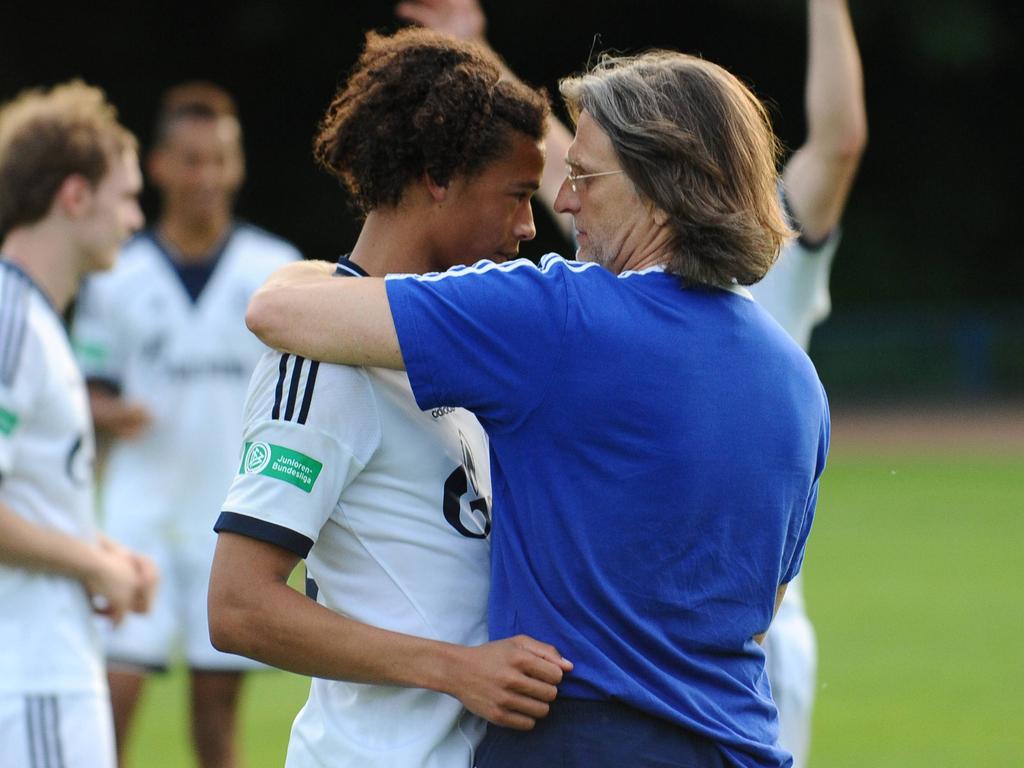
[[3, 0, 1021, 402]]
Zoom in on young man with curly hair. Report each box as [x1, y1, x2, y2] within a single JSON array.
[[207, 27, 571, 768]]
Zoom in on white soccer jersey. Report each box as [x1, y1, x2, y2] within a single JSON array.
[[71, 224, 299, 546], [217, 342, 492, 768], [750, 232, 837, 615], [0, 261, 105, 695], [749, 232, 839, 352]]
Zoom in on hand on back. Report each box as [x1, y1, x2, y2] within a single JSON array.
[[447, 634, 573, 730]]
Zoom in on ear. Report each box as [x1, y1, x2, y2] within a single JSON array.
[[147, 148, 168, 186], [424, 172, 449, 204], [653, 207, 670, 227], [53, 174, 94, 219]]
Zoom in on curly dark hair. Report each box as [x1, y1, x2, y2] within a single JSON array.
[[314, 27, 549, 214]]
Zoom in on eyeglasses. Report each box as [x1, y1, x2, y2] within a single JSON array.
[[565, 166, 625, 193]]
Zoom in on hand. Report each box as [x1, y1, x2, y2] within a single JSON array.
[[129, 551, 160, 613], [88, 384, 153, 440], [84, 541, 144, 626], [395, 0, 487, 43], [87, 537, 159, 624], [445, 635, 573, 730], [106, 401, 152, 439]]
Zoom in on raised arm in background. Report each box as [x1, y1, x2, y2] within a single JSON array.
[[783, 0, 867, 242]]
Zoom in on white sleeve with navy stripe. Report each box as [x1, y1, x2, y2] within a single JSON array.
[[215, 343, 492, 768], [218, 350, 378, 552]]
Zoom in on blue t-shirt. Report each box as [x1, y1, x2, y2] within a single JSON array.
[[385, 255, 829, 768]]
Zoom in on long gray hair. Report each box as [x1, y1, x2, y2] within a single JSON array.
[[560, 51, 792, 286]]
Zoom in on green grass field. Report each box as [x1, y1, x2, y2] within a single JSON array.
[[124, 451, 1024, 767]]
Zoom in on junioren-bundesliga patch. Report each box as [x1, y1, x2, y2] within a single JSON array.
[[239, 441, 323, 492]]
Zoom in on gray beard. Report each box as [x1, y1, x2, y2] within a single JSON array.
[[577, 244, 615, 271]]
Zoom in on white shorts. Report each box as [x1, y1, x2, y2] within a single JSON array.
[[102, 512, 262, 672], [764, 593, 817, 768], [0, 691, 116, 768]]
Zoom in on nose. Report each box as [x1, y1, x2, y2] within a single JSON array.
[[195, 161, 220, 189], [553, 177, 579, 215], [514, 200, 537, 242]]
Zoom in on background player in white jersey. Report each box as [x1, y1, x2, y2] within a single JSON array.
[[0, 80, 157, 768], [207, 27, 571, 768], [398, 1, 865, 763], [748, 3, 866, 764], [70, 82, 301, 768]]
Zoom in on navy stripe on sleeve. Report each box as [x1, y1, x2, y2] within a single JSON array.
[[272, 353, 289, 420], [270, 353, 319, 423], [297, 361, 319, 425], [284, 356, 305, 421], [214, 511, 314, 558]]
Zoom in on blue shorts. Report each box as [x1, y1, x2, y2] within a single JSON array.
[[474, 697, 727, 768]]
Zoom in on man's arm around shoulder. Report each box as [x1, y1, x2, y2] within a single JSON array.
[[246, 260, 405, 369]]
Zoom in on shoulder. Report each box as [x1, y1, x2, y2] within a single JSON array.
[[232, 222, 303, 264], [387, 254, 588, 305], [0, 264, 37, 388], [116, 231, 164, 270], [246, 351, 379, 428]]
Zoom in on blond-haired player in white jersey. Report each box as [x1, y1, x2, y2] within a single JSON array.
[[0, 80, 157, 768], [396, 1, 866, 764], [69, 81, 300, 768], [208, 28, 572, 768]]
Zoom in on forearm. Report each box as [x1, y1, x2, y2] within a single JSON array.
[[805, 0, 867, 160], [211, 531, 570, 728], [88, 385, 151, 439], [754, 582, 790, 645], [88, 387, 127, 433], [784, 0, 867, 239], [211, 572, 459, 693], [246, 263, 404, 368], [0, 502, 101, 584]]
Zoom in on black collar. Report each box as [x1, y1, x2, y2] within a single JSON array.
[[334, 254, 369, 278]]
